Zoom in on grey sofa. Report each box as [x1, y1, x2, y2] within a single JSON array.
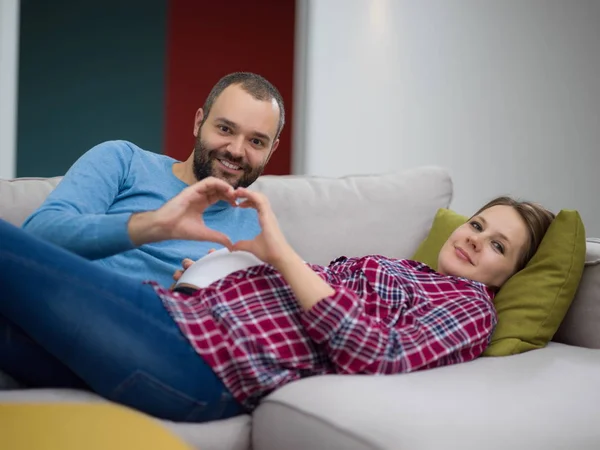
[[1, 167, 600, 450]]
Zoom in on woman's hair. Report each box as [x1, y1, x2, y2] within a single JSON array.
[[472, 196, 555, 271]]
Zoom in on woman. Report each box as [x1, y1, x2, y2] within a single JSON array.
[[0, 178, 554, 423]]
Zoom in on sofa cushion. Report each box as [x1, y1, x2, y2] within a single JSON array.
[[0, 177, 62, 227], [0, 389, 251, 450], [411, 207, 587, 356], [554, 239, 600, 349], [250, 167, 453, 265], [2, 402, 193, 450], [253, 342, 600, 450]]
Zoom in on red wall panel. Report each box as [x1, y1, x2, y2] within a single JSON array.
[[164, 0, 296, 175]]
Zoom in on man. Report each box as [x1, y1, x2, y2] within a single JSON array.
[[22, 72, 284, 287]]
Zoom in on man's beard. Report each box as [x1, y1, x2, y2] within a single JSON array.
[[192, 136, 266, 188]]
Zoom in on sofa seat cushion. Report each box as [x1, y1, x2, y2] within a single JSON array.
[[0, 389, 251, 450], [252, 343, 600, 450], [2, 402, 193, 450]]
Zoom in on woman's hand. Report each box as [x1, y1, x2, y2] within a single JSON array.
[[231, 188, 294, 267], [233, 188, 335, 311], [128, 178, 236, 248]]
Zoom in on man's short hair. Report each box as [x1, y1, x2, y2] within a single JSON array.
[[202, 72, 285, 141]]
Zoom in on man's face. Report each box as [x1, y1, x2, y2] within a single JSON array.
[[192, 84, 280, 188]]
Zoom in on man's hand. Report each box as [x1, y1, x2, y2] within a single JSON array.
[[128, 178, 236, 247], [231, 188, 295, 267], [172, 258, 195, 284], [170, 249, 217, 290]]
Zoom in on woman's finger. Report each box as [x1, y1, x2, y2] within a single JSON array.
[[200, 229, 233, 250], [231, 239, 252, 253], [235, 187, 263, 201], [232, 240, 266, 263]]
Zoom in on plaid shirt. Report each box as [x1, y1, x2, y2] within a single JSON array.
[[150, 256, 497, 411]]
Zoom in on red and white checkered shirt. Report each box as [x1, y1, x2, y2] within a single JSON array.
[[150, 256, 497, 411]]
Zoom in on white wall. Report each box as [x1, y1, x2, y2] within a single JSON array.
[[299, 0, 600, 235], [0, 0, 19, 179]]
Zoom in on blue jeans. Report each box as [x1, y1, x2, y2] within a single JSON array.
[[0, 219, 245, 422]]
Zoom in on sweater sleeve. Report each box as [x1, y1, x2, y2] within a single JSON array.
[[21, 141, 137, 259], [300, 286, 496, 375]]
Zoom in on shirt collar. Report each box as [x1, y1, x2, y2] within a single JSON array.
[[205, 200, 234, 213]]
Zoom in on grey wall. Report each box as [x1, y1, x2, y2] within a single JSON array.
[[301, 0, 600, 235]]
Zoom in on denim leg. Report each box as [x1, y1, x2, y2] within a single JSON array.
[[0, 313, 89, 389], [0, 220, 245, 422]]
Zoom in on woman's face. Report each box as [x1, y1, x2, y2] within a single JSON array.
[[437, 205, 529, 289]]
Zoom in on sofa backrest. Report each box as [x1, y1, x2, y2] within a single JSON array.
[[1, 169, 598, 349], [0, 168, 454, 264], [0, 177, 62, 227], [554, 239, 600, 349], [248, 167, 453, 265]]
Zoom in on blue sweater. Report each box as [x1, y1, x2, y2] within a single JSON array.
[[22, 140, 261, 287]]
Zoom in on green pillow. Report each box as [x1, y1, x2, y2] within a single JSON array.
[[412, 209, 468, 271], [412, 208, 586, 356]]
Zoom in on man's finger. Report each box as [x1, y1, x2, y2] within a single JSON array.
[[173, 270, 183, 281], [196, 177, 235, 195], [203, 187, 238, 208], [182, 258, 194, 269], [182, 178, 235, 207]]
